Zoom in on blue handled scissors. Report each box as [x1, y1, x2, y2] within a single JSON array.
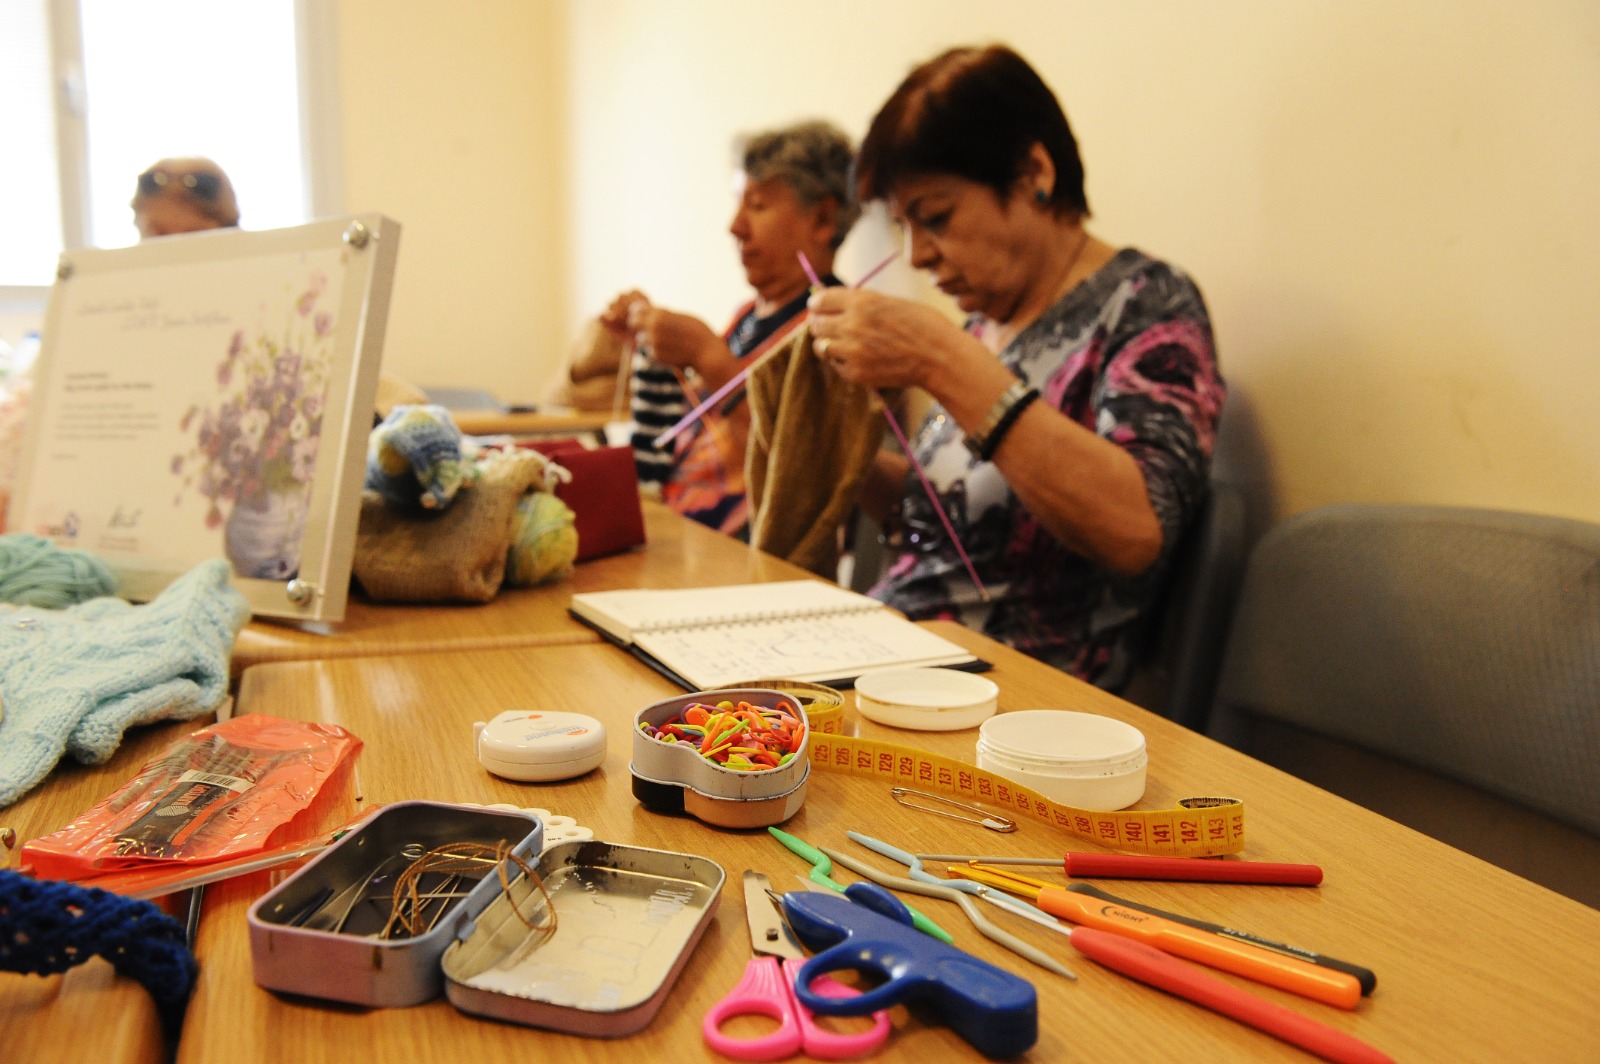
[[703, 870, 891, 1061], [779, 880, 1039, 1060]]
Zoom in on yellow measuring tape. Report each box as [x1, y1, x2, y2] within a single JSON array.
[[807, 732, 1244, 859], [748, 678, 1245, 858]]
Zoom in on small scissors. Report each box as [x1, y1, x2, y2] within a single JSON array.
[[704, 870, 891, 1061]]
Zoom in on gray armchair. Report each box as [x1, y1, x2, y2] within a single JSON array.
[[1207, 504, 1600, 908]]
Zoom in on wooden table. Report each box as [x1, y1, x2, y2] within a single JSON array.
[[187, 623, 1600, 1063], [232, 501, 815, 673], [1, 716, 203, 1064]]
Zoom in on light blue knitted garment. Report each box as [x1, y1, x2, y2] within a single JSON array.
[[0, 559, 249, 809], [0, 534, 118, 608]]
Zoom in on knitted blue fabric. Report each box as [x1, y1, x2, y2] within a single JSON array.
[[0, 869, 197, 1036], [365, 404, 467, 511], [0, 559, 249, 808], [0, 534, 118, 608]]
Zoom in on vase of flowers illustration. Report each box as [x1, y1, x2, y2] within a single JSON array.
[[223, 483, 311, 579], [173, 272, 334, 581]]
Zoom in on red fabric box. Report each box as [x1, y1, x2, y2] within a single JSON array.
[[521, 440, 646, 562]]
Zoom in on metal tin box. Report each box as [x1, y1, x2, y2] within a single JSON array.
[[441, 840, 724, 1036], [247, 800, 543, 1008], [630, 687, 810, 828]]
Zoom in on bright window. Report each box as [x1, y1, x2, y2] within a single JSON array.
[[0, 0, 67, 287], [0, 0, 320, 291]]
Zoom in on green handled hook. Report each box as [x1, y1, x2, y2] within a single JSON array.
[[767, 826, 955, 944]]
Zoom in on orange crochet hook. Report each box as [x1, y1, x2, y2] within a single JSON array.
[[954, 864, 1362, 1010]]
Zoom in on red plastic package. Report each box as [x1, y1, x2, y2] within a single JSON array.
[[23, 715, 361, 881]]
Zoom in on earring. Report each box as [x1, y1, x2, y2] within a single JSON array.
[[1035, 188, 1050, 204]]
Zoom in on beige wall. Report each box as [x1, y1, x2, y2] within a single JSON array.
[[340, 0, 1600, 528], [333, 0, 568, 402]]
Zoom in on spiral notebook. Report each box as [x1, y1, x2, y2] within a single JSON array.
[[568, 580, 985, 690]]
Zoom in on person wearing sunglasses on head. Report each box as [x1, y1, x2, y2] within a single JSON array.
[[808, 45, 1225, 689], [130, 157, 240, 240], [127, 155, 427, 422]]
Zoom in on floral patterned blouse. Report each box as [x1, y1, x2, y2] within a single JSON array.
[[870, 248, 1226, 687]]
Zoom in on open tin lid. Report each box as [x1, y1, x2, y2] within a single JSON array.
[[442, 839, 725, 1036]]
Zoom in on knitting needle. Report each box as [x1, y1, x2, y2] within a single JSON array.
[[797, 252, 991, 601], [182, 886, 205, 947], [651, 249, 900, 449]]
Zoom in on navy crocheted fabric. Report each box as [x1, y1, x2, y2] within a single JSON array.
[[0, 870, 197, 1036]]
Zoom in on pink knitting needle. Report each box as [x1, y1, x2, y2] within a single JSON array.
[[651, 249, 899, 449], [797, 253, 990, 602]]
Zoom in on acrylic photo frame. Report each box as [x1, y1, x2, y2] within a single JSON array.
[[11, 214, 401, 622]]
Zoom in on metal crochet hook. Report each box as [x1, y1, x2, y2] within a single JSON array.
[[846, 832, 1072, 938], [889, 788, 1016, 832], [820, 846, 1075, 980]]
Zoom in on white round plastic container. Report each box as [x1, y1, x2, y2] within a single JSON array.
[[977, 710, 1147, 810], [474, 711, 608, 782], [854, 668, 999, 731]]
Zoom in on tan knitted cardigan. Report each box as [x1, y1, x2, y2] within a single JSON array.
[[745, 325, 883, 577]]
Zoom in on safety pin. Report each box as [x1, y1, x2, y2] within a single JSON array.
[[889, 788, 1016, 832]]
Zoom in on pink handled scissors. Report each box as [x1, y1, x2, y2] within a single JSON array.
[[703, 870, 891, 1060]]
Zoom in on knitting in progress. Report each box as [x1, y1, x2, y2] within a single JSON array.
[[0, 869, 197, 1036], [0, 558, 250, 808]]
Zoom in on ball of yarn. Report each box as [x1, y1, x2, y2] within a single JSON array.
[[505, 491, 578, 586], [0, 534, 118, 608]]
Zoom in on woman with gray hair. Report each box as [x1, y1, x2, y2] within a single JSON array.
[[561, 119, 856, 536]]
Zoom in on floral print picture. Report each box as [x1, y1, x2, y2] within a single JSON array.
[[172, 270, 335, 579]]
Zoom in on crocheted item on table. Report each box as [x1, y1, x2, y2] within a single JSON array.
[[365, 404, 468, 511], [0, 869, 198, 1036], [0, 558, 249, 808]]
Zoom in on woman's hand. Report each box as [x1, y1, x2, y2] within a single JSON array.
[[600, 289, 648, 335], [807, 288, 971, 391], [627, 303, 738, 387], [811, 290, 1163, 577]]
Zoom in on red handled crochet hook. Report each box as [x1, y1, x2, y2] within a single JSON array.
[[916, 851, 1324, 885]]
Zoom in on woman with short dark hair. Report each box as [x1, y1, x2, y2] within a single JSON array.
[[811, 45, 1224, 687]]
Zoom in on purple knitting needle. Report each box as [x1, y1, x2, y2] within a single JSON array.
[[651, 249, 899, 449], [800, 252, 990, 601]]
